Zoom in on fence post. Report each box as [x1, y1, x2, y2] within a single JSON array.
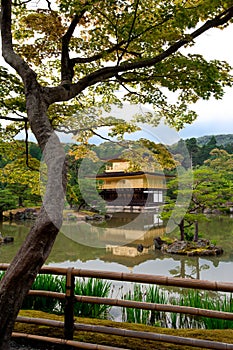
[[64, 267, 75, 340]]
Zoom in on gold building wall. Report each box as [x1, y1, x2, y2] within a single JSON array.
[[98, 174, 166, 190]]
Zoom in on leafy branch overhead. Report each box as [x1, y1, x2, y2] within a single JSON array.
[[1, 0, 233, 140]]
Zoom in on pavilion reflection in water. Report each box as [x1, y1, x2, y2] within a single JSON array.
[[61, 212, 166, 253]]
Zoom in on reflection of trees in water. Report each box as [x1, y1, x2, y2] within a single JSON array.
[[199, 216, 233, 254], [169, 256, 210, 279], [1, 222, 31, 237], [1, 217, 233, 271]]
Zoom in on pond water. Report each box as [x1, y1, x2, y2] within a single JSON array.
[[1, 213, 233, 283]]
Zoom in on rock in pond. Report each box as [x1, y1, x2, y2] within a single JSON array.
[[155, 237, 224, 256]]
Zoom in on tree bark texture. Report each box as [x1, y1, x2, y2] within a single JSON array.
[[0, 2, 67, 346], [0, 87, 66, 348]]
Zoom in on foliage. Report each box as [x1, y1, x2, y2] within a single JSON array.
[[205, 148, 233, 173], [0, 67, 25, 122], [1, 1, 233, 211], [170, 136, 220, 168], [21, 274, 111, 318], [173, 290, 233, 329], [161, 154, 233, 240], [0, 140, 41, 208], [123, 284, 233, 329], [0, 156, 40, 207], [3, 272, 233, 330], [171, 135, 233, 168], [196, 134, 233, 147], [122, 284, 166, 326], [21, 274, 62, 313], [66, 147, 106, 210], [1, 1, 233, 141], [0, 189, 18, 220], [74, 277, 111, 318], [122, 139, 179, 172], [60, 277, 112, 318], [28, 143, 42, 161]]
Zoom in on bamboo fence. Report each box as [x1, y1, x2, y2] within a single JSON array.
[[15, 316, 233, 349], [12, 332, 128, 350], [0, 264, 233, 349]]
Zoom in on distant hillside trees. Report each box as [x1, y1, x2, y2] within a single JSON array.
[[196, 134, 233, 147], [1, 135, 233, 216], [171, 135, 233, 169]]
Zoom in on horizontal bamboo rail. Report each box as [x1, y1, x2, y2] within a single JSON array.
[[1, 264, 233, 349], [15, 317, 233, 350], [43, 267, 233, 292], [1, 263, 233, 292], [27, 290, 233, 321], [28, 290, 65, 299], [17, 316, 64, 328], [73, 323, 233, 350], [74, 295, 233, 320], [12, 332, 128, 350]]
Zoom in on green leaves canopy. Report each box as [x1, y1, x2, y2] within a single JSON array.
[[1, 0, 233, 140], [161, 149, 233, 240]]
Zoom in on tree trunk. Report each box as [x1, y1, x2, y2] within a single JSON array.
[[195, 257, 200, 279], [0, 211, 3, 223], [18, 195, 23, 207], [0, 90, 67, 349], [179, 218, 185, 241], [0, 208, 60, 349], [180, 259, 185, 278], [193, 221, 199, 242]]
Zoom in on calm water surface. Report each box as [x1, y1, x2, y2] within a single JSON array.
[[1, 213, 233, 283]]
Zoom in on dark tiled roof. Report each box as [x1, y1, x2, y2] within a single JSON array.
[[95, 171, 173, 178]]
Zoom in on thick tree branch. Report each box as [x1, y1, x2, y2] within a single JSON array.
[[61, 9, 88, 84], [46, 4, 233, 104], [1, 0, 37, 84]]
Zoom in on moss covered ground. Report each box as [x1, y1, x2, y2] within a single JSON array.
[[13, 310, 233, 350]]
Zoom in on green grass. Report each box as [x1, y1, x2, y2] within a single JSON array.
[[122, 284, 166, 326], [122, 284, 233, 329], [60, 277, 111, 318], [22, 274, 62, 313], [21, 274, 111, 318], [1, 272, 233, 329]]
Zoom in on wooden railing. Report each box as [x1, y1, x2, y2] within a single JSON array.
[[1, 263, 233, 349]]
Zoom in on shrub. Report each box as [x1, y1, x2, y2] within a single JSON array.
[[60, 277, 112, 318], [22, 274, 62, 313]]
